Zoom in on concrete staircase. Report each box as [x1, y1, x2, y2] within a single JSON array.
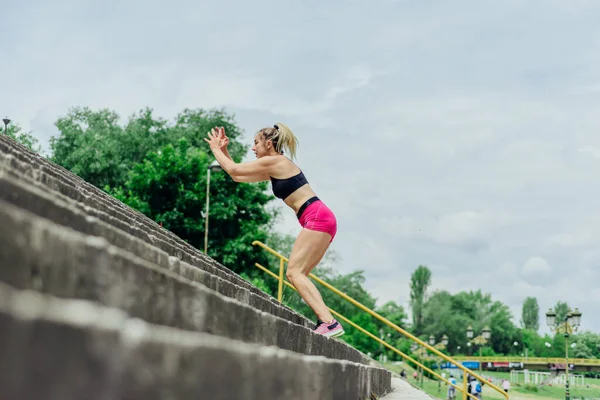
[[0, 135, 411, 399]]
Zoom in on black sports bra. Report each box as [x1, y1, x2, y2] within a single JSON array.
[[270, 170, 309, 200]]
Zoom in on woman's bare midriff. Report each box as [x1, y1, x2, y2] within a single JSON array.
[[269, 157, 318, 214], [283, 184, 317, 214]]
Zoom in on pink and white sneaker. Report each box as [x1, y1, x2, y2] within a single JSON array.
[[314, 318, 345, 338]]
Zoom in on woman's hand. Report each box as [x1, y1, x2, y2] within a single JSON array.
[[204, 127, 228, 150], [217, 126, 229, 149]]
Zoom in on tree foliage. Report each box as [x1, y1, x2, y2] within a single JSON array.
[[4, 123, 42, 153], [410, 265, 431, 336], [521, 296, 540, 331], [553, 300, 570, 325], [420, 289, 519, 356], [50, 106, 246, 190]]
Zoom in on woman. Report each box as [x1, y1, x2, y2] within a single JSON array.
[[204, 124, 344, 338]]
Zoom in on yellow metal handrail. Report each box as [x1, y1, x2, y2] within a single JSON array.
[[454, 356, 600, 366], [252, 240, 509, 400]]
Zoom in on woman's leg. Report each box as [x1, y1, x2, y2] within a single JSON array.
[[286, 228, 334, 323], [299, 243, 332, 319], [304, 243, 329, 276]]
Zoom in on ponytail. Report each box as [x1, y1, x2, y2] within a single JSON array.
[[259, 122, 299, 160]]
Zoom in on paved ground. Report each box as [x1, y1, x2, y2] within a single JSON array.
[[382, 378, 436, 399]]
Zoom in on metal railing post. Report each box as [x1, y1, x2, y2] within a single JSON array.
[[278, 258, 284, 303], [463, 370, 469, 400]]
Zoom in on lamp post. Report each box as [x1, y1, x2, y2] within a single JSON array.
[[412, 344, 428, 387], [2, 118, 10, 135], [546, 307, 582, 400], [467, 325, 491, 374], [204, 160, 223, 254], [429, 334, 449, 393]]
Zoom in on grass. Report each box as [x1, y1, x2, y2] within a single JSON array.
[[381, 362, 600, 400]]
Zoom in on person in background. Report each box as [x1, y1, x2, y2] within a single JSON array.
[[447, 374, 457, 400], [469, 379, 482, 399]]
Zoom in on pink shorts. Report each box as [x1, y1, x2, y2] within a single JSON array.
[[297, 197, 337, 242]]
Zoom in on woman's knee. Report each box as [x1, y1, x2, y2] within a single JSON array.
[[286, 267, 300, 282]]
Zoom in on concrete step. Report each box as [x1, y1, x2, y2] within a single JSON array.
[[0, 197, 373, 366], [0, 281, 392, 400], [0, 138, 237, 279], [0, 168, 313, 330], [0, 141, 235, 275], [0, 136, 189, 252], [0, 136, 311, 326]]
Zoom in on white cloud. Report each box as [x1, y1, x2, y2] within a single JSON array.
[[548, 232, 598, 248], [578, 146, 600, 159], [521, 257, 553, 283], [377, 210, 516, 253]]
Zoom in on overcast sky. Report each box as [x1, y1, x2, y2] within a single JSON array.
[[3, 0, 600, 335]]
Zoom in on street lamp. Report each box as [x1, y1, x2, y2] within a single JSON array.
[[467, 325, 491, 374], [546, 307, 582, 400], [204, 159, 223, 253], [411, 344, 428, 388], [570, 308, 582, 327], [428, 334, 449, 350], [546, 309, 556, 327], [482, 326, 491, 341], [2, 118, 10, 135], [428, 334, 449, 393]]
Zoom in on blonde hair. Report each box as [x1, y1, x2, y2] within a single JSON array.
[[259, 122, 299, 160]]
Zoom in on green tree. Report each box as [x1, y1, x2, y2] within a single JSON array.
[[553, 301, 570, 326], [375, 300, 409, 360], [518, 328, 538, 356], [4, 122, 42, 153], [409, 265, 431, 336], [376, 300, 408, 337], [521, 296, 540, 331], [421, 289, 519, 356], [487, 300, 519, 355], [50, 107, 128, 188], [422, 290, 470, 353], [572, 332, 600, 359], [49, 106, 245, 190], [525, 331, 555, 357]]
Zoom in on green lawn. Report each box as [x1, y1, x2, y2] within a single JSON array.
[[382, 362, 600, 400]]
